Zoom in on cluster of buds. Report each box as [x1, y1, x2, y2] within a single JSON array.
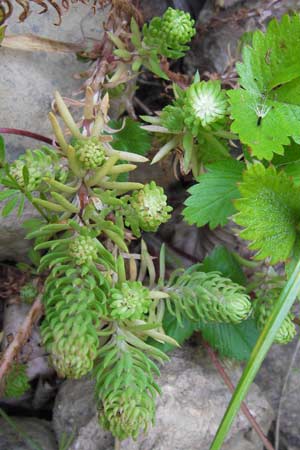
[[108, 281, 151, 320]]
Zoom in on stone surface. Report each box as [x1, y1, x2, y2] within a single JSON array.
[[256, 340, 300, 450], [0, 4, 107, 261], [53, 345, 273, 450], [0, 417, 57, 450], [184, 0, 300, 76]]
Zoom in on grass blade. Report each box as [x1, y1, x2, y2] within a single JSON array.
[[210, 258, 300, 450]]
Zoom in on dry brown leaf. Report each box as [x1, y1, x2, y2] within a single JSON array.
[[2, 33, 84, 53]]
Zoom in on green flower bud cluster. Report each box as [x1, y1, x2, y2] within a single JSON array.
[[183, 81, 228, 134], [9, 148, 57, 192], [108, 281, 151, 320], [41, 266, 108, 379], [4, 363, 30, 398], [73, 137, 106, 169], [167, 269, 252, 324], [20, 282, 38, 304], [127, 181, 172, 233], [69, 235, 98, 266], [253, 290, 296, 344], [143, 8, 195, 58]]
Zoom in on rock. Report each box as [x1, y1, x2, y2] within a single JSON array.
[[0, 417, 57, 450], [256, 340, 300, 450], [0, 4, 107, 261], [184, 0, 300, 77], [53, 345, 273, 450]]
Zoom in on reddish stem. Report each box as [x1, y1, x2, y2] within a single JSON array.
[[0, 128, 56, 146], [203, 340, 275, 450]]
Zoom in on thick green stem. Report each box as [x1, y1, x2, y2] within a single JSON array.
[[210, 258, 300, 450]]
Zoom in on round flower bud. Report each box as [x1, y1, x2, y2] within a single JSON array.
[[161, 7, 195, 49], [4, 363, 30, 398], [253, 291, 296, 344], [129, 181, 172, 233], [74, 137, 106, 169], [108, 281, 151, 320], [184, 80, 228, 133], [69, 235, 98, 265]]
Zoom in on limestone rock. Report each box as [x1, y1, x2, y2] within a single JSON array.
[[53, 345, 273, 450], [0, 4, 107, 261], [0, 417, 57, 450]]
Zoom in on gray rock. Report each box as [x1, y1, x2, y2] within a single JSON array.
[[0, 417, 57, 450], [184, 0, 300, 77], [0, 4, 107, 261], [53, 345, 273, 450]]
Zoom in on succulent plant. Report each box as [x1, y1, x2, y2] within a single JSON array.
[[108, 281, 151, 320], [4, 363, 30, 398], [253, 290, 296, 344], [128, 181, 172, 233], [184, 80, 228, 133], [69, 235, 98, 266]]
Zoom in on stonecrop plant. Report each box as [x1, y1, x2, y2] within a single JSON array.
[[2, 6, 300, 450]]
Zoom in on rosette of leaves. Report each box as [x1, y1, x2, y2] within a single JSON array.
[[108, 281, 152, 320], [124, 181, 172, 235], [3, 363, 30, 398], [41, 263, 109, 379], [95, 325, 169, 440], [109, 8, 195, 80], [165, 266, 252, 325], [9, 148, 61, 191], [183, 80, 228, 135], [141, 78, 230, 173], [143, 7, 196, 59], [253, 289, 296, 344]]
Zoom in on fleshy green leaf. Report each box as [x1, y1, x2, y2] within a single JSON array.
[[198, 319, 259, 361], [109, 118, 151, 156], [183, 159, 244, 229], [234, 163, 300, 263], [2, 195, 19, 217]]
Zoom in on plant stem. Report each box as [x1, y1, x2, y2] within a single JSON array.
[[210, 258, 300, 450], [0, 128, 55, 146], [0, 295, 43, 390], [114, 438, 121, 450], [231, 251, 261, 269]]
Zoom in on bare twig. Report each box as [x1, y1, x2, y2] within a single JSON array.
[[0, 295, 44, 392], [275, 337, 300, 450], [203, 341, 275, 450]]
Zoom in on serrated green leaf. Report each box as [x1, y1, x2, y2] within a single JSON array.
[[228, 89, 300, 160], [183, 159, 244, 229], [238, 14, 300, 92], [109, 118, 151, 156], [202, 246, 246, 286], [198, 319, 259, 361], [234, 163, 300, 263]]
